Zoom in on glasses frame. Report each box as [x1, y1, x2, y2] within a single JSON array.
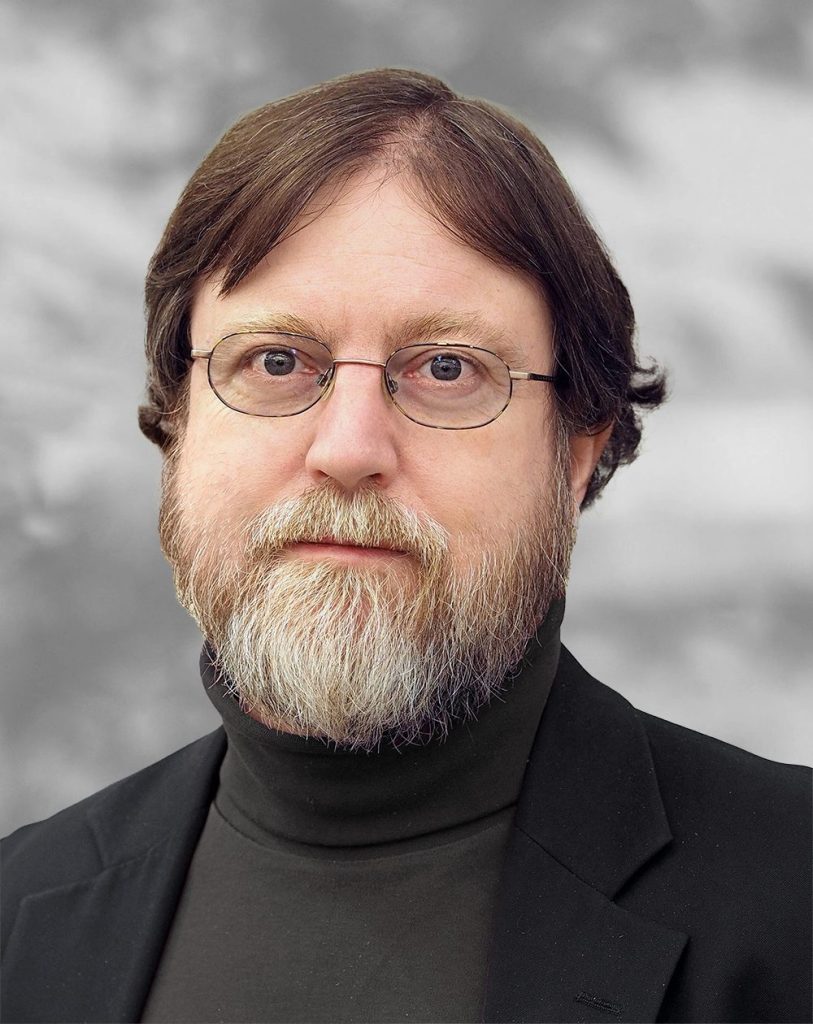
[[190, 331, 557, 430]]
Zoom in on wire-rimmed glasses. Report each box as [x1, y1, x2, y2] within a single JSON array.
[[190, 332, 556, 430]]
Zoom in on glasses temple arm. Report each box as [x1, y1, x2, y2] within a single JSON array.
[[509, 371, 556, 382]]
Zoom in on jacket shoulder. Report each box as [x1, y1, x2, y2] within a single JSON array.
[[639, 706, 810, 838], [628, 704, 810, 1021], [555, 648, 811, 1019], [633, 699, 811, 921], [557, 644, 810, 828], [1, 728, 226, 937]]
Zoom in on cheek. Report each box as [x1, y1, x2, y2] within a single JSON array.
[[178, 407, 309, 518], [417, 424, 541, 542]]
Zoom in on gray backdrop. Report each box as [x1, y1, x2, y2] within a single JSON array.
[[2, 0, 811, 837]]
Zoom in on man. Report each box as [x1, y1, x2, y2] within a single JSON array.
[[2, 68, 809, 1024]]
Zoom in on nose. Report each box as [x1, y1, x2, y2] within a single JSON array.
[[304, 362, 400, 491]]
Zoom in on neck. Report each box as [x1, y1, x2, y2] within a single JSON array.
[[200, 598, 565, 847]]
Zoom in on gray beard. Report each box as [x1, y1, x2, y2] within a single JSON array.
[[159, 444, 575, 750]]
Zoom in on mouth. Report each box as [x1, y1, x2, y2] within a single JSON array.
[[316, 536, 403, 550], [285, 538, 408, 561]]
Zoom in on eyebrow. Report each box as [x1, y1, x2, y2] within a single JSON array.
[[219, 312, 324, 340], [215, 309, 535, 368], [388, 310, 533, 367]]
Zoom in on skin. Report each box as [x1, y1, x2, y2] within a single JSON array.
[[179, 169, 609, 578]]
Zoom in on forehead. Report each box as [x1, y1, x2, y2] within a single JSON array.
[[190, 170, 553, 367]]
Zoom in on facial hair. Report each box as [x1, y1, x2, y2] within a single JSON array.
[[159, 430, 575, 750]]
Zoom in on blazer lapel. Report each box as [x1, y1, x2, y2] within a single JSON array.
[[483, 647, 688, 1023], [2, 729, 227, 1024]]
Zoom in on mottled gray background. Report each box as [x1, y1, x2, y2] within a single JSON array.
[[2, 0, 811, 837]]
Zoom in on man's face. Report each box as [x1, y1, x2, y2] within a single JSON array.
[[160, 169, 597, 748]]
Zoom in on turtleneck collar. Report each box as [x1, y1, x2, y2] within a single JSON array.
[[202, 599, 564, 848]]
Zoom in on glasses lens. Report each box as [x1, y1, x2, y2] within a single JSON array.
[[385, 344, 511, 428], [208, 333, 334, 417]]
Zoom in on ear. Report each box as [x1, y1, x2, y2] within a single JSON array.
[[569, 422, 613, 510]]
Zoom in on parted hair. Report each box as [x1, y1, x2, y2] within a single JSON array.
[[140, 67, 666, 508]]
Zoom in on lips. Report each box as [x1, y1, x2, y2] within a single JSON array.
[[308, 537, 404, 552]]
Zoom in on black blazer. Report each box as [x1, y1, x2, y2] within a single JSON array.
[[2, 647, 810, 1023]]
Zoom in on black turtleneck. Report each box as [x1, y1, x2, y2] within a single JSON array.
[[141, 601, 563, 1024]]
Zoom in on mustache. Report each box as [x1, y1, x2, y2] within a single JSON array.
[[241, 484, 450, 569]]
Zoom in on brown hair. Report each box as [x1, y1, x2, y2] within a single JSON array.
[[141, 67, 666, 508]]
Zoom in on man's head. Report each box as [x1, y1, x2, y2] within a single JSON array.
[[145, 69, 665, 748]]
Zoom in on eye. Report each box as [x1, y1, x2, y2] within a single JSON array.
[[388, 346, 489, 396], [243, 346, 319, 379], [429, 353, 463, 381], [388, 345, 505, 407], [260, 349, 296, 376], [407, 349, 481, 385]]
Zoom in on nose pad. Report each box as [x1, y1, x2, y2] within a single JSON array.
[[313, 361, 398, 412]]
